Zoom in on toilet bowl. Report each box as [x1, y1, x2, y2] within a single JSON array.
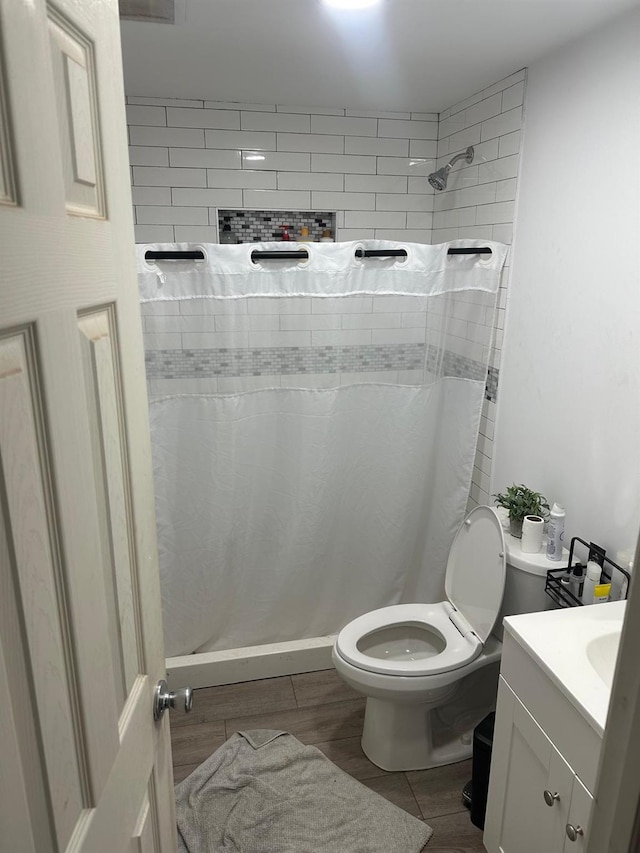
[[333, 505, 510, 771]]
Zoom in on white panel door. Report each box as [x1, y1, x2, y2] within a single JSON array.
[[0, 0, 176, 850]]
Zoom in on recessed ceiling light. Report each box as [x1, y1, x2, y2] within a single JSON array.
[[321, 0, 381, 10]]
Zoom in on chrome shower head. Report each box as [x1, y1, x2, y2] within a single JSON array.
[[428, 167, 449, 191], [428, 146, 474, 191]]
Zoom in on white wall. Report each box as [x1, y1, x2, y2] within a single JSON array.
[[493, 8, 640, 566]]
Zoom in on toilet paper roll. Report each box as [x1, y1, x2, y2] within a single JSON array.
[[521, 515, 544, 553]]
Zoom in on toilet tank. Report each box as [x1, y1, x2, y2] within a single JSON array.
[[493, 535, 570, 640]]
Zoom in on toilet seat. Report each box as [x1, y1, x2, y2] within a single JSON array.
[[444, 505, 506, 644], [335, 602, 481, 676], [335, 506, 506, 678]]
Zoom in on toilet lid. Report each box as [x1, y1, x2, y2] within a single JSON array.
[[445, 506, 506, 643]]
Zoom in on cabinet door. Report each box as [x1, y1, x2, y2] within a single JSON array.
[[563, 776, 593, 852], [484, 678, 574, 853]]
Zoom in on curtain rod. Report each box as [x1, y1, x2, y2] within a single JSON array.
[[144, 247, 492, 262]]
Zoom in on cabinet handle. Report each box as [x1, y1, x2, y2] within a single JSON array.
[[566, 824, 584, 842], [543, 790, 560, 807]]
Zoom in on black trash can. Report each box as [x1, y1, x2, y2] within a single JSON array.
[[470, 711, 495, 830]]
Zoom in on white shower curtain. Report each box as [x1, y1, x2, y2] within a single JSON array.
[[138, 240, 507, 656]]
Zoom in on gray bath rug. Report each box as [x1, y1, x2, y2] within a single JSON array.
[[175, 729, 432, 852]]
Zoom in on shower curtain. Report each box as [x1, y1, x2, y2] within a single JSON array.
[[137, 240, 507, 657]]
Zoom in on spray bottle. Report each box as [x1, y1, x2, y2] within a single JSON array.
[[546, 502, 566, 561]]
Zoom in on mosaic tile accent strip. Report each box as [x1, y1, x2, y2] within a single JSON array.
[[485, 365, 499, 402], [144, 342, 498, 398], [440, 350, 487, 383], [145, 343, 424, 379], [218, 210, 336, 243]]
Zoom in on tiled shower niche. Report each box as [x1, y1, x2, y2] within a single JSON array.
[[218, 210, 336, 243]]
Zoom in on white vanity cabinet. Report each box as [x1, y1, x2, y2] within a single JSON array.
[[484, 613, 605, 853], [484, 678, 592, 852]]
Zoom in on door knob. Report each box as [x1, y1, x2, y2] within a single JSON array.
[[566, 824, 584, 842], [543, 790, 560, 807], [154, 679, 193, 721]]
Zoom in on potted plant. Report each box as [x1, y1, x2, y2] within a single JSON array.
[[493, 484, 550, 539]]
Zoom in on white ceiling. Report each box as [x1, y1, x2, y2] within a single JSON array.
[[120, 0, 638, 112]]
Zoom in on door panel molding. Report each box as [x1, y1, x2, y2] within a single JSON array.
[[0, 22, 18, 206], [78, 306, 143, 714], [47, 4, 106, 218], [0, 328, 89, 847]]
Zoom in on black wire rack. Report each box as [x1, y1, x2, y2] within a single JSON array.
[[545, 536, 631, 608]]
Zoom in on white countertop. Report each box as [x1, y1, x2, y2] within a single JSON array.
[[503, 600, 626, 736]]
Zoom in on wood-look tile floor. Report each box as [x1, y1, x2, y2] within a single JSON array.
[[171, 669, 486, 852]]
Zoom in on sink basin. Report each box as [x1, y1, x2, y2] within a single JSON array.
[[503, 600, 626, 735], [586, 629, 621, 688]]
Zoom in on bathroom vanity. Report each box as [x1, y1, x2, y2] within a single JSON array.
[[483, 601, 625, 853]]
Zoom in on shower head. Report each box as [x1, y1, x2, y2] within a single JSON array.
[[428, 146, 474, 191], [427, 167, 449, 192]]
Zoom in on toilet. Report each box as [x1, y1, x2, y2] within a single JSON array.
[[332, 505, 556, 771]]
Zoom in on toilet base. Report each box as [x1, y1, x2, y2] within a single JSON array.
[[360, 662, 500, 771], [361, 696, 475, 771]]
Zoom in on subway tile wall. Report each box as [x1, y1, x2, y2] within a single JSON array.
[[140, 292, 493, 398], [430, 69, 526, 510], [140, 295, 432, 396], [126, 98, 438, 245], [127, 69, 526, 510]]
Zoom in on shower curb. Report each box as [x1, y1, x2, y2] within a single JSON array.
[[166, 635, 336, 689]]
